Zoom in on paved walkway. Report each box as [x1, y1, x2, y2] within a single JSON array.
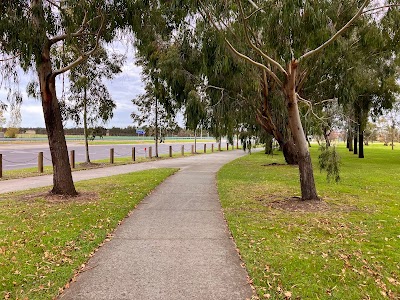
[[1, 151, 254, 299]]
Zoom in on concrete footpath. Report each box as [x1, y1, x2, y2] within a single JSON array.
[[1, 150, 254, 299]]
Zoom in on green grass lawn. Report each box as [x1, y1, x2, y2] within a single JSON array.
[[0, 168, 177, 300], [218, 143, 400, 300]]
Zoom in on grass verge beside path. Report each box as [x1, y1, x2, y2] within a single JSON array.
[[218, 144, 400, 299], [0, 168, 177, 300]]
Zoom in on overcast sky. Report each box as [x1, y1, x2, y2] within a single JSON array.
[[0, 44, 145, 129]]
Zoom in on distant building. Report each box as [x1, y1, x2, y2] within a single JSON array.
[[25, 130, 36, 135]]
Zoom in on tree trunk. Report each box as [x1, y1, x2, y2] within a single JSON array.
[[348, 129, 353, 152], [38, 45, 77, 196], [281, 140, 298, 165], [353, 127, 358, 155], [264, 134, 273, 155], [285, 61, 318, 200], [323, 127, 331, 147], [358, 128, 364, 158], [256, 114, 298, 165], [83, 86, 90, 163], [306, 134, 311, 147], [257, 69, 298, 165], [391, 125, 394, 150]]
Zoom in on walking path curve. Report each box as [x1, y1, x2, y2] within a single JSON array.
[[1, 150, 254, 299]]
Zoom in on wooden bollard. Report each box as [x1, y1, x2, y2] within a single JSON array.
[[0, 154, 2, 178], [204, 144, 207, 153], [149, 146, 152, 159], [38, 152, 43, 173], [212, 144, 214, 152], [70, 150, 75, 169], [132, 147, 136, 161], [226, 143, 229, 151], [191, 145, 194, 154], [169, 146, 172, 157], [181, 145, 184, 156], [110, 148, 114, 164], [218, 143, 221, 151]]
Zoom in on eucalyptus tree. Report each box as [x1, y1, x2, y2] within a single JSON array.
[[131, 77, 177, 158], [0, 1, 128, 195], [0, 0, 193, 195], [63, 47, 124, 164], [199, 0, 399, 200]]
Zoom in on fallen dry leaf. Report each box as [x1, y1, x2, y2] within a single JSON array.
[[284, 291, 292, 299]]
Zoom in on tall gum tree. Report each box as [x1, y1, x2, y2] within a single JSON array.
[[199, 0, 398, 200], [64, 47, 124, 164], [0, 0, 186, 195], [0, 1, 124, 195]]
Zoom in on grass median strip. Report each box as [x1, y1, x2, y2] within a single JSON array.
[[218, 144, 400, 299], [0, 168, 178, 300]]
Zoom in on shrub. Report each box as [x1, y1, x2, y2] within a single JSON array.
[[5, 127, 19, 138]]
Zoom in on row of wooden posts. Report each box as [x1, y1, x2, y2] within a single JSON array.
[[0, 143, 237, 178]]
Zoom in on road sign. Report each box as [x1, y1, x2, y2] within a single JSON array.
[[136, 129, 145, 135]]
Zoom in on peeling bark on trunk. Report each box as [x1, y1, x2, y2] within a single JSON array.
[[38, 46, 77, 196], [285, 61, 318, 200]]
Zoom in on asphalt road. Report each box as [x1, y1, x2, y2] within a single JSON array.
[[0, 141, 227, 171]]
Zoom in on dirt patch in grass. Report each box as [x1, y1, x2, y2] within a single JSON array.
[[266, 197, 359, 213], [269, 197, 330, 212], [18, 191, 99, 203]]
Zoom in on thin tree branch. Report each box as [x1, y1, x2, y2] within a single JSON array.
[[225, 39, 283, 87], [198, 0, 239, 40], [297, 69, 309, 91], [51, 14, 105, 79], [245, 7, 264, 20], [297, 94, 330, 125], [237, 0, 287, 76], [49, 12, 88, 45], [362, 4, 400, 14], [248, 0, 263, 11], [299, 0, 369, 61], [314, 98, 338, 106], [44, 0, 62, 10]]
